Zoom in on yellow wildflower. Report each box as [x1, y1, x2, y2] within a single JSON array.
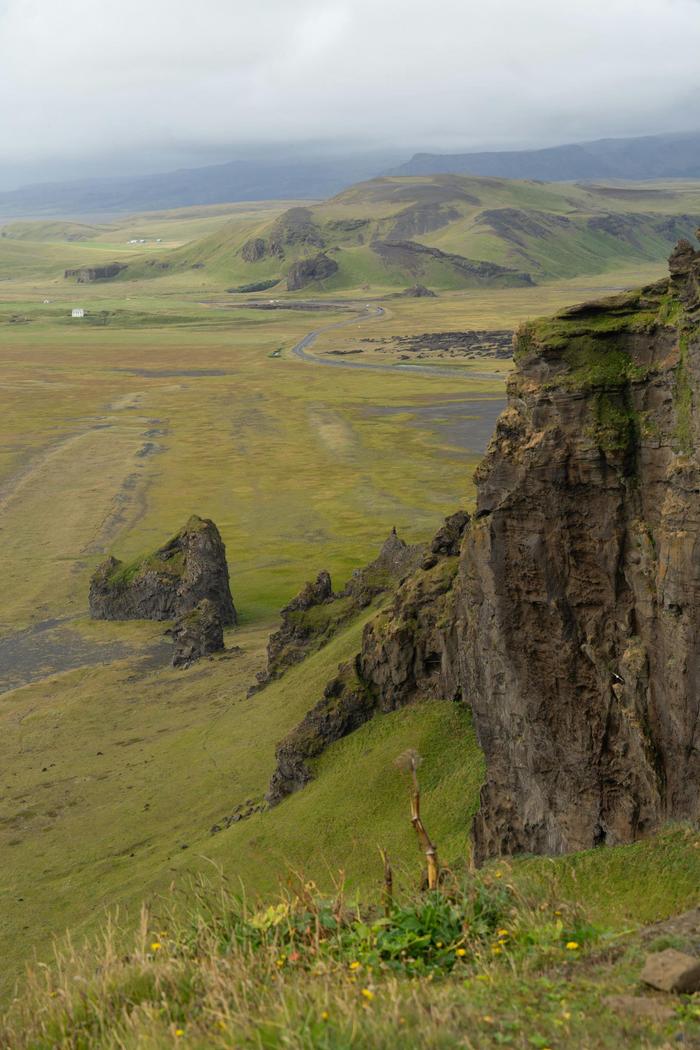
[[456, 947, 467, 957], [321, 1011, 330, 1022], [349, 961, 361, 970], [497, 928, 509, 937], [175, 1031, 184, 1039], [361, 988, 374, 1002], [150, 942, 162, 952], [436, 941, 443, 948], [482, 1015, 495, 1024], [494, 871, 503, 879], [565, 941, 579, 951]]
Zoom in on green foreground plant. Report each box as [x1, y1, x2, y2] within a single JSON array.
[[4, 859, 699, 1050]]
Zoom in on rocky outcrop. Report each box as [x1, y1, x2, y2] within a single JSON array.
[[343, 527, 423, 606], [256, 571, 336, 686], [359, 517, 468, 710], [256, 531, 423, 689], [240, 208, 325, 264], [286, 252, 339, 291], [265, 519, 459, 804], [169, 598, 224, 668], [267, 661, 375, 803], [371, 239, 533, 287], [241, 238, 267, 263], [64, 263, 126, 282], [89, 515, 236, 624], [397, 284, 437, 298]]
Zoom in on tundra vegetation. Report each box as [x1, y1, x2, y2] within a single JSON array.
[[1, 176, 700, 1046]]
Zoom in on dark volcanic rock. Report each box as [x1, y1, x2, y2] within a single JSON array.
[[64, 263, 126, 282], [241, 237, 267, 262], [359, 547, 462, 711], [398, 284, 437, 298], [256, 532, 423, 690], [286, 252, 338, 291], [343, 527, 423, 606], [267, 661, 375, 804], [89, 515, 236, 624], [170, 598, 224, 668], [461, 234, 700, 859], [256, 570, 335, 687], [265, 520, 455, 802], [268, 235, 700, 866], [371, 239, 532, 286]]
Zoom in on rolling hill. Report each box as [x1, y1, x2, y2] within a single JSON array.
[[119, 174, 700, 292]]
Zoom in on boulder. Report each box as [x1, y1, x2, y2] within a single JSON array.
[[641, 949, 700, 993], [170, 599, 224, 668], [89, 515, 236, 624]]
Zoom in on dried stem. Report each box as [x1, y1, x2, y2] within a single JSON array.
[[379, 847, 393, 915], [395, 749, 440, 890]]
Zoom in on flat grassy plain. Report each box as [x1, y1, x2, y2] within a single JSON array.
[[1, 201, 698, 1044]]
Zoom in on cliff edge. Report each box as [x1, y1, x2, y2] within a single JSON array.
[[268, 236, 700, 861], [463, 235, 700, 858]]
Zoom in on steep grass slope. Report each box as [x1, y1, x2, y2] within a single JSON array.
[[0, 607, 484, 1003]]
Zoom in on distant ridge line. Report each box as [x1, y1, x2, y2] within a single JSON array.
[[387, 131, 700, 182]]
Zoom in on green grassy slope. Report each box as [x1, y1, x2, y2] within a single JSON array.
[[0, 606, 484, 1002], [127, 175, 700, 293]]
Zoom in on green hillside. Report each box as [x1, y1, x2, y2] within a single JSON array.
[[0, 219, 111, 241], [127, 175, 700, 292]]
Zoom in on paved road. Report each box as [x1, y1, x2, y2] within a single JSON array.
[[289, 302, 507, 383]]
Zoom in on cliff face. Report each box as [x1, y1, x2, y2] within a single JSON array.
[[266, 238, 700, 858], [461, 237, 700, 858]]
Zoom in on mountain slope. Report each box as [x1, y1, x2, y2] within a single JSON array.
[[391, 130, 700, 181], [127, 174, 700, 291]]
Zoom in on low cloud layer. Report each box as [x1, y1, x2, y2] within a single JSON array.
[[2, 0, 699, 167]]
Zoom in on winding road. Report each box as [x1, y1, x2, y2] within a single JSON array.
[[284, 301, 510, 383]]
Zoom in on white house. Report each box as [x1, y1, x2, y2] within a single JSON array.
[[71, 308, 85, 319]]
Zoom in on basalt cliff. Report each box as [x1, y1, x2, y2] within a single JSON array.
[[269, 237, 700, 860]]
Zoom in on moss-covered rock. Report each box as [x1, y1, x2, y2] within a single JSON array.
[[89, 515, 236, 624]]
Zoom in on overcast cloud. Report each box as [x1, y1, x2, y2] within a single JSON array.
[[1, 0, 699, 168]]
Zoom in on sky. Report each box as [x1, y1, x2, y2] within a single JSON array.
[[1, 0, 700, 184]]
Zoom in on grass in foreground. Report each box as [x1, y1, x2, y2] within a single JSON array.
[[4, 825, 700, 1049]]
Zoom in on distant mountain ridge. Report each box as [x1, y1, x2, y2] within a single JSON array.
[[389, 132, 700, 182], [0, 151, 405, 220], [4, 132, 700, 220]]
